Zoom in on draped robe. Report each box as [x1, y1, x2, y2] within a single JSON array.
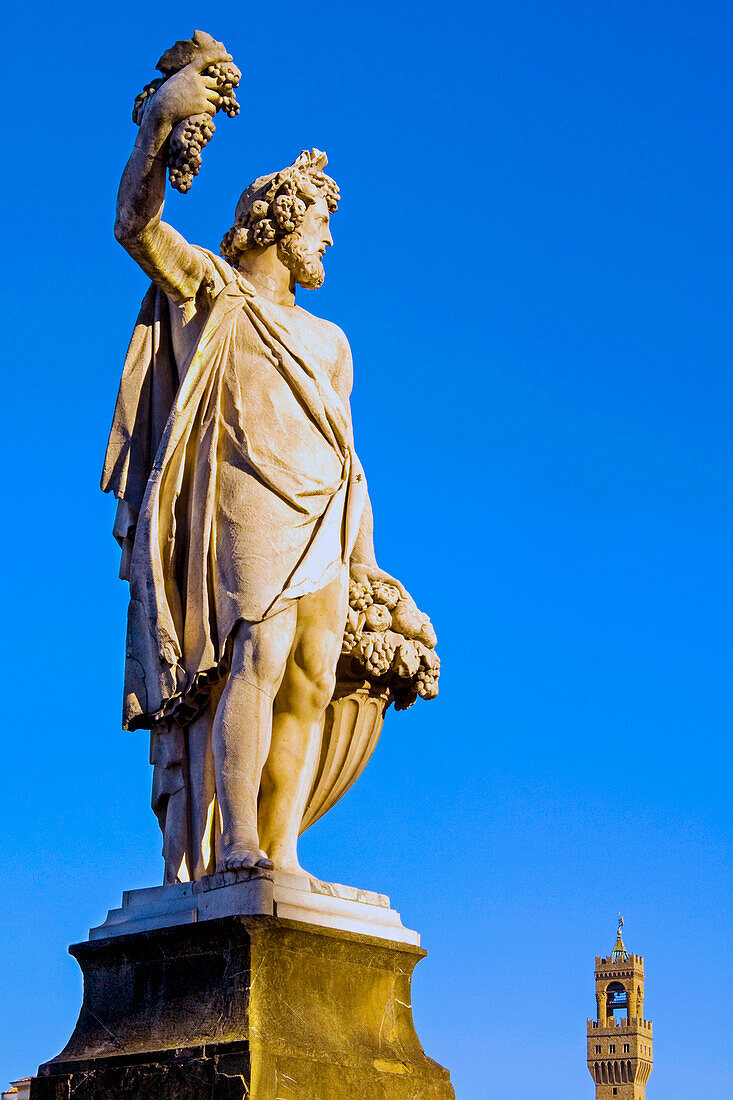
[[102, 250, 367, 733]]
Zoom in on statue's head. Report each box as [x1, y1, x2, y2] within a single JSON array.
[[221, 149, 339, 289]]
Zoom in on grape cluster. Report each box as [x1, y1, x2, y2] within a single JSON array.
[[311, 170, 340, 213], [206, 61, 240, 117], [252, 218, 277, 246], [132, 53, 241, 194], [166, 60, 240, 193], [348, 579, 373, 612], [416, 656, 440, 700], [169, 114, 216, 193], [355, 633, 396, 677], [341, 626, 359, 655], [274, 194, 307, 233]]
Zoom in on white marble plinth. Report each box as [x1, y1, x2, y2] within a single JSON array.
[[89, 869, 419, 946]]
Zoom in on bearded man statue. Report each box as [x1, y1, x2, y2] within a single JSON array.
[[104, 40, 414, 884]]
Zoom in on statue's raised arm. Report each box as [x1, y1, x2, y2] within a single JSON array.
[[114, 30, 237, 302]]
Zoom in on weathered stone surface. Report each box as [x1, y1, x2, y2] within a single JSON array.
[[32, 916, 453, 1099], [33, 1047, 250, 1100]]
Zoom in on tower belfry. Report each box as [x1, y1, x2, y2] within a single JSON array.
[[587, 918, 653, 1098]]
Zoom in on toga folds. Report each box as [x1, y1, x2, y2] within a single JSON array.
[[102, 249, 367, 730]]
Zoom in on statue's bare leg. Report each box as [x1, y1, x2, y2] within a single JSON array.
[[213, 606, 298, 872], [258, 569, 349, 875]]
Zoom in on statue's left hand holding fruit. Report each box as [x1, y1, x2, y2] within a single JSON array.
[[139, 57, 224, 134], [131, 31, 241, 193]]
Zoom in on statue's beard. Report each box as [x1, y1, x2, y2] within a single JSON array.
[[278, 232, 325, 289]]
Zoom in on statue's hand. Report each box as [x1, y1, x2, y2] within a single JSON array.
[[349, 562, 437, 650], [143, 53, 230, 130], [350, 562, 412, 604]]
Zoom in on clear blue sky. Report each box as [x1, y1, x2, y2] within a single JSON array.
[[1, 2, 730, 1096]]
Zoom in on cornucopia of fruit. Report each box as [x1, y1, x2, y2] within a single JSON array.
[[342, 578, 440, 711]]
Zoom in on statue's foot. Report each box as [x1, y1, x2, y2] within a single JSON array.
[[217, 844, 274, 873], [278, 860, 307, 876], [268, 850, 311, 879]]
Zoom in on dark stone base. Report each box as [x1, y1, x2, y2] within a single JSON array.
[[32, 915, 453, 1099]]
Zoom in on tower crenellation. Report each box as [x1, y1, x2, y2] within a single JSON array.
[[587, 918, 653, 1098]]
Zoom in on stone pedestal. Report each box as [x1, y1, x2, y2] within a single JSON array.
[[32, 908, 453, 1099], [87, 867, 420, 946]]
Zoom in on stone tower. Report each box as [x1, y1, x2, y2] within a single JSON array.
[[587, 918, 653, 1098]]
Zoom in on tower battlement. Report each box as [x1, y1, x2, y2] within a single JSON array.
[[587, 1018, 653, 1033], [596, 953, 644, 968]]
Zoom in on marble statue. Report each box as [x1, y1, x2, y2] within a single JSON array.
[[103, 31, 440, 885]]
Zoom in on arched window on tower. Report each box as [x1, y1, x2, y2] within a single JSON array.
[[606, 981, 629, 1021]]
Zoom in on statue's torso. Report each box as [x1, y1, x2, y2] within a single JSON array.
[[167, 277, 349, 397], [161, 273, 357, 634]]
